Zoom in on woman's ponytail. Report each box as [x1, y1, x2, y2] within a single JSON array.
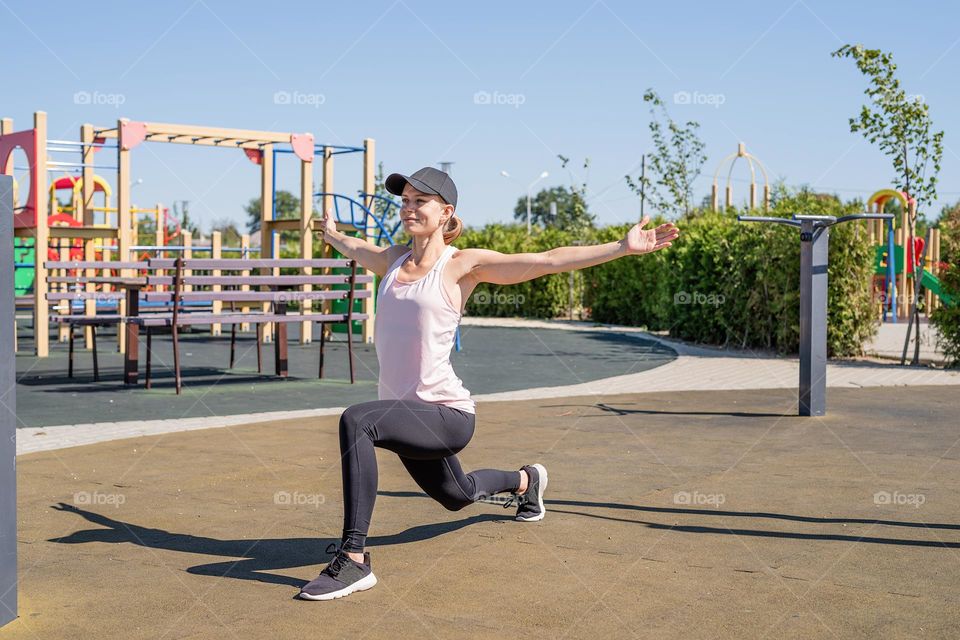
[[442, 214, 463, 245]]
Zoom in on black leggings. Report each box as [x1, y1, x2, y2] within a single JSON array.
[[338, 399, 521, 552]]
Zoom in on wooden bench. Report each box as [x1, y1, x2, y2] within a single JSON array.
[[45, 261, 146, 381], [45, 257, 372, 393]]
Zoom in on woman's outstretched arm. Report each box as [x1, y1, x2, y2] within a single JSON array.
[[461, 217, 679, 286]]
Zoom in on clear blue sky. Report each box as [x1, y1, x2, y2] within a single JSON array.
[[3, 0, 960, 233]]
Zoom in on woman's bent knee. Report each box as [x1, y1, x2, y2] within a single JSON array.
[[440, 498, 471, 512], [339, 406, 368, 441]]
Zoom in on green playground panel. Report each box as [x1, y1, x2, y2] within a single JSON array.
[[873, 244, 905, 275], [873, 244, 956, 307], [920, 268, 956, 307], [14, 239, 35, 297]]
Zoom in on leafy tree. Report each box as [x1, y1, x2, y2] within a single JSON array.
[[625, 89, 707, 218], [244, 190, 301, 233], [831, 45, 944, 211], [554, 154, 597, 235], [510, 157, 596, 235], [512, 186, 584, 229]]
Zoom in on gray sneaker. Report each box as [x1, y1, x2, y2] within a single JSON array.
[[299, 543, 378, 601], [513, 463, 548, 522]]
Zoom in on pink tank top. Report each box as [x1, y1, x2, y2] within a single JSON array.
[[374, 244, 476, 414]]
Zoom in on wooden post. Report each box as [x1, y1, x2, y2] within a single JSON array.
[[116, 118, 132, 354], [155, 203, 164, 253], [300, 156, 313, 344], [262, 232, 280, 344], [321, 146, 334, 335], [34, 112, 50, 357], [183, 232, 193, 292], [80, 124, 95, 225], [53, 196, 70, 344], [84, 239, 96, 349], [211, 230, 222, 336], [80, 129, 97, 346], [240, 233, 250, 331], [322, 146, 334, 223], [362, 138, 376, 344], [260, 144, 274, 341]]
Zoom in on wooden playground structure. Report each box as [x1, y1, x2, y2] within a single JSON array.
[[2, 111, 398, 357], [864, 189, 947, 321], [711, 143, 771, 212]]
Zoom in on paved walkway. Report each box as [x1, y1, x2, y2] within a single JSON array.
[[16, 318, 960, 456], [6, 386, 960, 639], [862, 318, 945, 364]]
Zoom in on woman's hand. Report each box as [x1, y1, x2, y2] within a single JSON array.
[[320, 207, 338, 238], [624, 216, 679, 255]]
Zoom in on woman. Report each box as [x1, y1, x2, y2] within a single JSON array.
[[299, 167, 679, 601]]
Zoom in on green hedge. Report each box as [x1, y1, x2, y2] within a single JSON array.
[[583, 206, 876, 356]]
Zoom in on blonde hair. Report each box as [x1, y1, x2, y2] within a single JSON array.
[[442, 213, 463, 245]]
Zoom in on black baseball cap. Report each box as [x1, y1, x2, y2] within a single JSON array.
[[385, 167, 458, 209]]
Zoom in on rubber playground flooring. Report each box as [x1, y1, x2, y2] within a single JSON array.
[[14, 323, 676, 428], [5, 386, 958, 639]]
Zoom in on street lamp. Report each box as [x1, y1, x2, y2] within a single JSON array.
[[501, 170, 549, 234]]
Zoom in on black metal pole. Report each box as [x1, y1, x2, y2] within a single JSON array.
[[799, 220, 829, 416], [739, 212, 892, 417]]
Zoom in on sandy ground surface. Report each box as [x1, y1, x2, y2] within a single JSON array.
[[4, 386, 958, 639]]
